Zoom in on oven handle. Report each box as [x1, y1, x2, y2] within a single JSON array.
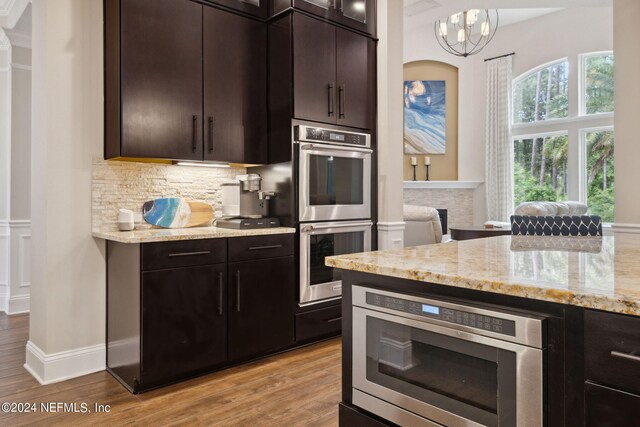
[[300, 143, 373, 154], [302, 221, 372, 232]]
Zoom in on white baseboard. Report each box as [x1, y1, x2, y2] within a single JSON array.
[[25, 341, 106, 385], [611, 223, 640, 234], [377, 221, 406, 250], [7, 294, 29, 314]]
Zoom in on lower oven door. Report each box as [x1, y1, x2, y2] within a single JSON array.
[[299, 221, 372, 306], [352, 307, 543, 427]]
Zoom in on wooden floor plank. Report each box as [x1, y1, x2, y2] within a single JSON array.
[[0, 313, 341, 426]]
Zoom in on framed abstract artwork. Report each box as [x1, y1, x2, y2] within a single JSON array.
[[403, 80, 446, 154]]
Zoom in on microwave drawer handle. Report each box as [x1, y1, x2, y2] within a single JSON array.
[[304, 221, 372, 231], [168, 251, 211, 258], [301, 143, 372, 154], [611, 350, 640, 363]]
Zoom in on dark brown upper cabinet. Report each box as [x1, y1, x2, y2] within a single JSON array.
[[106, 0, 204, 161], [105, 0, 267, 164], [204, 7, 267, 164], [292, 13, 375, 129], [271, 0, 375, 36], [203, 0, 268, 18]]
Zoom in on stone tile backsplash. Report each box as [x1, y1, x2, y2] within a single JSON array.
[[92, 158, 245, 232]]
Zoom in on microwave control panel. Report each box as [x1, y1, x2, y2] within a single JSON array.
[[366, 292, 516, 337], [299, 126, 369, 147]]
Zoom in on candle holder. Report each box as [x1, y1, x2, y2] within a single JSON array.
[[412, 165, 417, 181], [425, 165, 430, 181]]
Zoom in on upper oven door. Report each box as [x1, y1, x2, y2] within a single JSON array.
[[298, 142, 372, 222]]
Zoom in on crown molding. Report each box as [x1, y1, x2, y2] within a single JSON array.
[[3, 27, 30, 49], [0, 0, 18, 16], [0, 30, 9, 51]]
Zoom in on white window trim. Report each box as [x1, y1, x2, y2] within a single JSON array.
[[579, 51, 615, 117], [511, 53, 614, 216], [512, 57, 569, 126]]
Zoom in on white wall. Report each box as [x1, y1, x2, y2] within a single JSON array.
[[377, 0, 406, 249], [613, 0, 640, 231], [26, 0, 106, 383], [0, 48, 10, 312], [10, 45, 31, 220], [404, 7, 613, 224]]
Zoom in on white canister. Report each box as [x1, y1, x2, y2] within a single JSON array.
[[118, 209, 135, 231]]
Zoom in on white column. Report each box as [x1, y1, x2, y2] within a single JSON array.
[[376, 0, 405, 249], [26, 0, 106, 384], [612, 0, 640, 233]]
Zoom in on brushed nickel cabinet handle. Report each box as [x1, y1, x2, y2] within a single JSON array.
[[217, 272, 223, 316], [611, 350, 640, 363], [235, 270, 241, 313], [248, 245, 283, 251], [328, 82, 335, 117], [168, 251, 210, 257], [326, 317, 342, 323]]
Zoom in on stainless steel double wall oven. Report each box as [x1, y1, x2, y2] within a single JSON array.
[[296, 125, 373, 306], [255, 123, 373, 307]]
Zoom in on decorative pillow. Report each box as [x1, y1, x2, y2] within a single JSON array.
[[510, 215, 602, 237], [564, 201, 588, 216]]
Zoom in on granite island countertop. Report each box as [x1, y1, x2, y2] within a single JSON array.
[[93, 226, 296, 244], [326, 235, 640, 316]]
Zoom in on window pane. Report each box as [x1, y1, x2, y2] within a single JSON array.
[[584, 54, 614, 115], [585, 130, 614, 222], [514, 135, 568, 207], [513, 61, 568, 124]]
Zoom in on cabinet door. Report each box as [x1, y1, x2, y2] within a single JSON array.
[[204, 0, 268, 18], [336, 28, 374, 129], [585, 381, 640, 427], [338, 0, 375, 35], [142, 265, 227, 387], [293, 14, 337, 125], [228, 257, 295, 360], [121, 0, 203, 160], [204, 7, 267, 164]]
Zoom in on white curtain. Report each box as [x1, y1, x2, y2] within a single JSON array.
[[485, 56, 514, 222]]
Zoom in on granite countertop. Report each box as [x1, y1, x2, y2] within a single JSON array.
[[326, 235, 640, 316], [93, 226, 296, 244]]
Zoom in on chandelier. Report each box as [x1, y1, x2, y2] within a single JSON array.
[[434, 10, 499, 57]]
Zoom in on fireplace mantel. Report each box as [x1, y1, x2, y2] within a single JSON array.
[[403, 181, 483, 190]]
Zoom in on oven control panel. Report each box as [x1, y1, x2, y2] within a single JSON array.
[[299, 126, 369, 147], [366, 292, 516, 337]]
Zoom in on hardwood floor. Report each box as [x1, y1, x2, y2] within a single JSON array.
[[0, 313, 342, 426]]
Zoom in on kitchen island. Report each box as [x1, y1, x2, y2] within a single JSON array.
[[327, 235, 640, 427]]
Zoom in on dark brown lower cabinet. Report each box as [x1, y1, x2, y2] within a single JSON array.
[[228, 257, 295, 361], [141, 265, 227, 388], [107, 235, 296, 393], [585, 381, 640, 427]]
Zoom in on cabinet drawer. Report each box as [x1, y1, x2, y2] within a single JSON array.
[[142, 239, 227, 271], [296, 305, 342, 342], [585, 310, 640, 395], [228, 234, 294, 262], [585, 381, 640, 427]]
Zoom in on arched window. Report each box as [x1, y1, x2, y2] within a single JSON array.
[[511, 53, 614, 222]]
